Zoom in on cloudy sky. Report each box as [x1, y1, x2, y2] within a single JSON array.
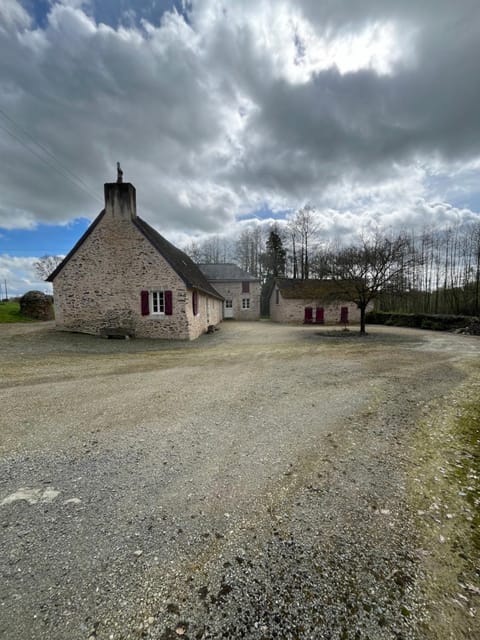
[[1, 0, 480, 295]]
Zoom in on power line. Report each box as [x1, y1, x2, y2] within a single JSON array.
[[0, 108, 103, 205], [0, 106, 99, 198]]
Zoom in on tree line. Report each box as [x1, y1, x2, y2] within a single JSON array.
[[184, 212, 480, 321]]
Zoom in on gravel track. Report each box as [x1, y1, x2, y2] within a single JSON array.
[[1, 321, 479, 639]]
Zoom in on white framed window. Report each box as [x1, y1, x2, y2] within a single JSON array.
[[225, 299, 233, 308], [151, 290, 165, 314], [242, 298, 250, 309]]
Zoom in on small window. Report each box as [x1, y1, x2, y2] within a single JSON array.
[[151, 290, 165, 314], [242, 298, 250, 309], [242, 281, 250, 293], [225, 299, 233, 308], [142, 290, 172, 316], [192, 290, 198, 316], [275, 289, 279, 305]]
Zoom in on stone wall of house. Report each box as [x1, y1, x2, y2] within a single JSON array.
[[269, 288, 364, 324], [185, 289, 223, 339], [52, 207, 220, 339], [210, 281, 261, 320]]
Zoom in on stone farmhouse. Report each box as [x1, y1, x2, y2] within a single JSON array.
[[47, 179, 223, 340], [198, 263, 261, 320], [270, 278, 370, 324]]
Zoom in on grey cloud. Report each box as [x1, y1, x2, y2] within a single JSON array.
[[219, 19, 480, 198], [202, 0, 480, 192], [0, 0, 480, 243], [0, 3, 239, 231]]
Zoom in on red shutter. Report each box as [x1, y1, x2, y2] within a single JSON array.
[[242, 281, 250, 293], [141, 290, 150, 316], [316, 307, 324, 324], [165, 290, 173, 315], [340, 306, 349, 323], [192, 290, 198, 316], [304, 307, 313, 323]]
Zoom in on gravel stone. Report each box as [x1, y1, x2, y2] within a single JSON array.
[[0, 321, 479, 639]]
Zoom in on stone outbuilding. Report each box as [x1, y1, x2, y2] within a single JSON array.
[[198, 263, 261, 320], [269, 278, 370, 325], [47, 179, 223, 339]]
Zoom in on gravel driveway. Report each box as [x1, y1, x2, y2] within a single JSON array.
[[1, 321, 479, 639]]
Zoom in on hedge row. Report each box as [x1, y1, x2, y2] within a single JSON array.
[[365, 311, 479, 331]]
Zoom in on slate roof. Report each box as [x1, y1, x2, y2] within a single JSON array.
[[134, 218, 223, 299], [275, 278, 354, 300], [198, 263, 259, 282], [47, 211, 223, 300]]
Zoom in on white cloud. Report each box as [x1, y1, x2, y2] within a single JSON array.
[[0, 255, 52, 297], [0, 0, 31, 30]]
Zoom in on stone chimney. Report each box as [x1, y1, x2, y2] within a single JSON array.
[[104, 182, 137, 220]]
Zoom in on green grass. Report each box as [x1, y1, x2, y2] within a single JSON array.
[[411, 379, 480, 638], [0, 301, 34, 323]]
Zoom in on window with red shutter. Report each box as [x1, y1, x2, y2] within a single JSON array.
[[165, 290, 173, 315], [151, 291, 165, 314], [141, 290, 150, 316]]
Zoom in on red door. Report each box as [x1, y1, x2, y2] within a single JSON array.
[[340, 306, 349, 324], [304, 307, 313, 324], [315, 307, 324, 324]]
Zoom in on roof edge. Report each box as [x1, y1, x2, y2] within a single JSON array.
[[133, 218, 224, 301], [46, 209, 106, 281]]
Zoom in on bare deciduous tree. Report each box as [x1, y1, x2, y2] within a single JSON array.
[[235, 227, 264, 277], [287, 205, 319, 279], [184, 236, 233, 264], [34, 255, 64, 280], [329, 233, 414, 334]]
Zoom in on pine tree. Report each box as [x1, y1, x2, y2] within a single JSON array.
[[264, 227, 286, 277]]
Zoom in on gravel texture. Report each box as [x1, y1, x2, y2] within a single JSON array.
[[1, 320, 479, 640]]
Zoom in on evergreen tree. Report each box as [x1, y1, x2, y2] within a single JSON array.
[[263, 226, 286, 278]]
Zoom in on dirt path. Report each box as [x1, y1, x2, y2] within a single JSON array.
[[0, 321, 479, 639]]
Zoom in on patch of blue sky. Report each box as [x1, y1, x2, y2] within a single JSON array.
[[21, 0, 188, 29], [450, 192, 480, 212], [236, 205, 291, 222], [425, 172, 480, 212], [0, 219, 90, 257], [20, 0, 51, 28]]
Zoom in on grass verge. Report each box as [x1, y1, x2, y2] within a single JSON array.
[[410, 374, 480, 638], [0, 301, 34, 323]]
